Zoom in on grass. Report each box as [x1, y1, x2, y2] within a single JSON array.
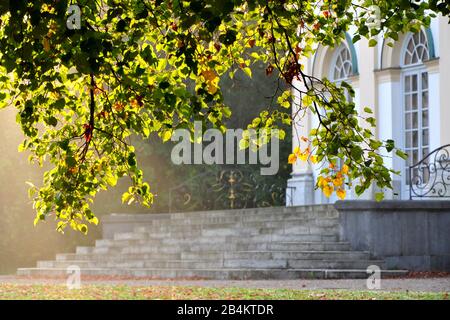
[[0, 284, 447, 300]]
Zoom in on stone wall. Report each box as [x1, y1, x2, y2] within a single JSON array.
[[335, 200, 450, 271]]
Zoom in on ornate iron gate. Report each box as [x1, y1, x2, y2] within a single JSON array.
[[168, 166, 286, 212], [409, 144, 450, 199]]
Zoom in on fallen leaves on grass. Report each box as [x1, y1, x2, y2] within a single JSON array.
[[0, 284, 447, 300]]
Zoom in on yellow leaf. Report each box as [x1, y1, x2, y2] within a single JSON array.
[[90, 217, 99, 225], [294, 146, 301, 155], [342, 164, 349, 174], [162, 130, 172, 142], [202, 69, 217, 82], [332, 177, 344, 187], [299, 153, 308, 161], [310, 155, 317, 164], [323, 184, 334, 198], [43, 37, 50, 52], [318, 176, 331, 188], [318, 176, 325, 187], [336, 188, 346, 200], [288, 153, 297, 164], [207, 82, 218, 94]]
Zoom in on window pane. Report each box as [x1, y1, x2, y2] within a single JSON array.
[[408, 40, 414, 52], [345, 63, 352, 76], [412, 52, 419, 64], [422, 110, 429, 128], [417, 46, 424, 61], [412, 94, 418, 110], [405, 132, 412, 149], [405, 54, 412, 66], [405, 113, 412, 130], [406, 132, 412, 148], [413, 150, 419, 164], [422, 147, 429, 159], [334, 69, 340, 80], [422, 49, 429, 61], [422, 91, 428, 109], [407, 150, 413, 166], [405, 94, 411, 111], [412, 112, 418, 129], [405, 76, 411, 92], [422, 72, 428, 89], [423, 129, 429, 146], [412, 75, 418, 91], [413, 131, 418, 148]]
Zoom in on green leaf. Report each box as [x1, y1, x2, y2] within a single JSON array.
[[375, 192, 384, 202], [239, 138, 249, 150], [127, 152, 137, 167], [355, 185, 364, 196], [385, 139, 395, 152], [65, 156, 77, 168], [368, 39, 378, 47], [395, 149, 408, 160]]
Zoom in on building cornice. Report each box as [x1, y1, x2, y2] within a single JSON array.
[[424, 57, 440, 73], [374, 67, 402, 83], [374, 57, 440, 83]]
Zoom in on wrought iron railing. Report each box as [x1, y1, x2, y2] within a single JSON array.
[[168, 166, 286, 212], [409, 144, 450, 199]]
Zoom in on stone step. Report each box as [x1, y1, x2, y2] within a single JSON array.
[[223, 259, 385, 269], [224, 251, 370, 261], [54, 250, 368, 264], [132, 223, 340, 240], [17, 267, 407, 280], [38, 260, 223, 269], [57, 252, 217, 262], [93, 240, 352, 251], [134, 217, 340, 229], [142, 212, 339, 227], [165, 206, 336, 220], [113, 233, 340, 243], [267, 242, 351, 251], [126, 226, 340, 238], [38, 258, 383, 270], [70, 241, 353, 258]]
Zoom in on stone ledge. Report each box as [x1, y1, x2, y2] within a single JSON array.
[[334, 200, 450, 211], [103, 204, 336, 222]]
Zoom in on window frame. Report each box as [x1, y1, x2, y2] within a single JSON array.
[[400, 31, 430, 192]]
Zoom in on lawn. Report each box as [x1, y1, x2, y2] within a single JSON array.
[[0, 284, 447, 300]]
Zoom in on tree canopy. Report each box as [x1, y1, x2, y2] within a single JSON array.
[[0, 0, 448, 233]]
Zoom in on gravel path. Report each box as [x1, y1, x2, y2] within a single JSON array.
[[0, 276, 449, 292]]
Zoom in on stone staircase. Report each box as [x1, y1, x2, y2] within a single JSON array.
[[17, 205, 408, 279]]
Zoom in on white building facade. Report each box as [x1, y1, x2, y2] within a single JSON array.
[[287, 15, 450, 205]]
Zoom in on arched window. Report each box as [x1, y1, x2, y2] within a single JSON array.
[[327, 44, 355, 195], [402, 30, 430, 185], [332, 45, 353, 81], [403, 30, 430, 66]]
